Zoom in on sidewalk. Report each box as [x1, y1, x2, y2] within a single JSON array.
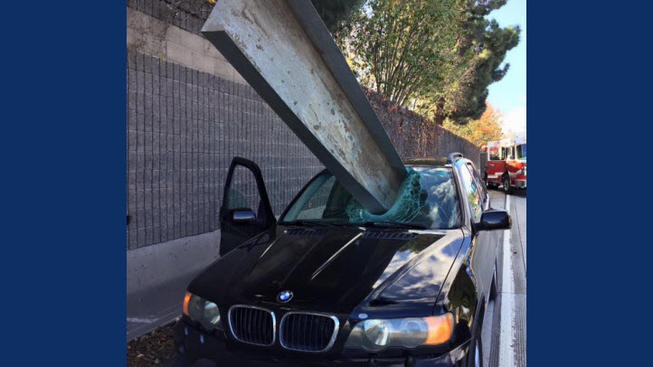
[[127, 230, 221, 341]]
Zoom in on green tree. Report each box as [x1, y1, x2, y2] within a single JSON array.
[[338, 0, 519, 126], [444, 23, 519, 124], [425, 0, 520, 125], [344, 0, 465, 106]]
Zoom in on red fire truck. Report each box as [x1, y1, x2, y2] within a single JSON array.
[[482, 137, 526, 193]]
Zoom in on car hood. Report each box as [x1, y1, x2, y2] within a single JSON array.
[[188, 226, 464, 315]]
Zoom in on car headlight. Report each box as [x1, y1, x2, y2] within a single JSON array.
[[344, 313, 453, 352], [182, 292, 223, 331]]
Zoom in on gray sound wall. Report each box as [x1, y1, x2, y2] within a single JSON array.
[[367, 90, 482, 169]]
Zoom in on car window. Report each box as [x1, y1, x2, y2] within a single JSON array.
[[281, 166, 461, 229], [224, 165, 264, 217], [295, 176, 336, 220], [489, 148, 500, 160], [467, 162, 487, 204], [458, 162, 483, 223]]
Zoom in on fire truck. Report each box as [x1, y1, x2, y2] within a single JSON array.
[[482, 137, 526, 193]]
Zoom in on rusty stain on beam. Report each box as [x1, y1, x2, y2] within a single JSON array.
[[201, 0, 406, 213]]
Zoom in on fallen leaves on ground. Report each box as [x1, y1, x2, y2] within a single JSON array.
[[127, 322, 177, 366]]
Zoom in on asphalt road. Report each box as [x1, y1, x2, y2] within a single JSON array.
[[483, 189, 527, 367]]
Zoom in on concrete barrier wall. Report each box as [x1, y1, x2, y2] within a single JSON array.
[[368, 91, 482, 169]]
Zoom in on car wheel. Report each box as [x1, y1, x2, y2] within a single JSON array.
[[502, 174, 511, 194]]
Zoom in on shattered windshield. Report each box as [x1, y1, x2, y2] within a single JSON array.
[[280, 166, 461, 229]]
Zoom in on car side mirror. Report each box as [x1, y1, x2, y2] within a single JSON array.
[[476, 209, 511, 231], [232, 209, 256, 223]]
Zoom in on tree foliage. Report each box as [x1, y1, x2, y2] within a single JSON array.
[[443, 102, 503, 146], [344, 0, 464, 107], [339, 0, 520, 126], [435, 0, 520, 125]]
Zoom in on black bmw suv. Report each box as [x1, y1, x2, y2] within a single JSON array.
[[174, 154, 510, 367]]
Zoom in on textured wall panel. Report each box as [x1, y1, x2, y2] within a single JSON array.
[[127, 49, 323, 249]]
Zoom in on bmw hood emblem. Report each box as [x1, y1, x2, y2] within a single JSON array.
[[277, 290, 293, 303]]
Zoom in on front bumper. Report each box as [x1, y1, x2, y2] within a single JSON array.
[[174, 320, 468, 367], [513, 179, 526, 188]]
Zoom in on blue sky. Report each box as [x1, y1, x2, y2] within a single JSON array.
[[486, 0, 526, 139]]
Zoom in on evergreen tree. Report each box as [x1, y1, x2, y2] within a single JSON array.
[[429, 0, 520, 125]]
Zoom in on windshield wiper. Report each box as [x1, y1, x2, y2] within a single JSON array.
[[360, 221, 427, 230]]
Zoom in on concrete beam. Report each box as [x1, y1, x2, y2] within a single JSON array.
[[201, 0, 406, 213]]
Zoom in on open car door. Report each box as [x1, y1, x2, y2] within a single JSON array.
[[219, 157, 276, 256]]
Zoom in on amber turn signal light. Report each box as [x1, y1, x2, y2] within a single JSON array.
[[182, 292, 192, 316], [424, 313, 454, 345]]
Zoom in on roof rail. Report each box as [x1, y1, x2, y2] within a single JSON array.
[[447, 152, 464, 163]]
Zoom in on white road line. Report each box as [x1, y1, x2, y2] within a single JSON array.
[[126, 317, 157, 324], [499, 194, 515, 366]]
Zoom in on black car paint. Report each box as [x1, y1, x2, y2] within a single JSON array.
[[175, 157, 507, 367]]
